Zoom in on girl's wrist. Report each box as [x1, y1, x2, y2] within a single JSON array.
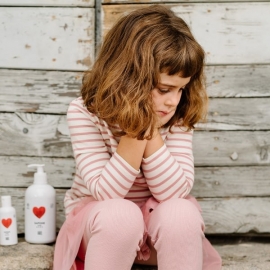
[[144, 130, 163, 158]]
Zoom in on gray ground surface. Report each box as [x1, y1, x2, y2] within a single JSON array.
[[0, 237, 270, 269], [0, 240, 53, 270]]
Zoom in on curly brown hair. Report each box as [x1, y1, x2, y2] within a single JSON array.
[[81, 5, 207, 139]]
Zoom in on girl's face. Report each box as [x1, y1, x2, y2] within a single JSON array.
[[152, 72, 191, 126]]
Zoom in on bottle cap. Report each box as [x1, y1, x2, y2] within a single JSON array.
[[1, 196, 12, 207], [27, 164, 47, 184]]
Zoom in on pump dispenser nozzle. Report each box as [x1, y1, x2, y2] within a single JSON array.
[[28, 164, 47, 184]]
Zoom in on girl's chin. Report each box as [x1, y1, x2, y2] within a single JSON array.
[[158, 117, 172, 127], [156, 112, 174, 126]]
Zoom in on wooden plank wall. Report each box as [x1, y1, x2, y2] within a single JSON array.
[[0, 0, 270, 235], [0, 0, 94, 233]]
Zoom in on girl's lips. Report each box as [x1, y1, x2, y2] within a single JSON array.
[[157, 111, 169, 117]]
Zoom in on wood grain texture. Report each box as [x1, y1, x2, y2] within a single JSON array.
[[0, 113, 73, 157], [2, 187, 269, 234], [198, 197, 270, 234], [0, 156, 75, 188], [0, 65, 269, 114], [205, 65, 270, 98], [1, 156, 269, 198], [0, 113, 269, 165], [199, 98, 270, 131], [0, 8, 95, 70], [193, 131, 270, 166], [0, 69, 82, 114], [102, 3, 270, 64], [192, 166, 270, 197], [0, 0, 94, 6]]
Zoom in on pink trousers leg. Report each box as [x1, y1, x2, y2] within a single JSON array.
[[147, 198, 205, 270], [77, 199, 145, 270]]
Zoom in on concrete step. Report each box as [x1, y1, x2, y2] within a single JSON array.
[[0, 237, 270, 269], [0, 239, 53, 270]]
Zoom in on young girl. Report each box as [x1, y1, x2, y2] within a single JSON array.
[[54, 5, 222, 270]]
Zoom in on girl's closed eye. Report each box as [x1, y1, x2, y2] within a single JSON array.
[[158, 88, 170, 94], [158, 87, 185, 94]]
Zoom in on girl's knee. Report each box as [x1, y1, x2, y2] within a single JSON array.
[[162, 198, 202, 221], [149, 198, 204, 236], [88, 199, 144, 235]]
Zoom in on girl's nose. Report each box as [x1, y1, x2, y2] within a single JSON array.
[[165, 92, 181, 107]]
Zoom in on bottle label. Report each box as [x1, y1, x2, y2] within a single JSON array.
[[33, 206, 46, 219], [25, 199, 56, 242], [0, 213, 18, 245], [2, 228, 11, 241], [1, 218, 12, 228]]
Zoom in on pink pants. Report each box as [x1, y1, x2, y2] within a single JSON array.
[[53, 197, 222, 270], [78, 198, 205, 270]]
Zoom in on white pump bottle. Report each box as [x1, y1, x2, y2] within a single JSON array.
[[0, 196, 18, 245], [25, 164, 56, 243]]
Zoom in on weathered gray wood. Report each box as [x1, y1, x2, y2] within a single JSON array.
[[0, 113, 269, 165], [199, 98, 270, 131], [206, 65, 270, 98], [0, 8, 95, 70], [102, 3, 270, 64], [0, 156, 75, 188], [192, 166, 270, 197], [0, 113, 73, 157], [198, 197, 270, 234], [0, 69, 82, 114], [193, 131, 270, 166], [0, 0, 94, 6], [1, 65, 269, 114], [2, 187, 269, 234], [1, 156, 269, 197]]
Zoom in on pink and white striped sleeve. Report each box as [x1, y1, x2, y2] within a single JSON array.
[[141, 127, 194, 202], [67, 100, 139, 201]]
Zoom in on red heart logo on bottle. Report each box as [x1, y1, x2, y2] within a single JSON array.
[[33, 207, 46, 219], [2, 218, 12, 228]]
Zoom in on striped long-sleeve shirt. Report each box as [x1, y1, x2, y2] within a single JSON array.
[[64, 97, 195, 215]]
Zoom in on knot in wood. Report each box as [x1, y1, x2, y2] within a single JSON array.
[[260, 147, 268, 161], [23, 128, 29, 134]]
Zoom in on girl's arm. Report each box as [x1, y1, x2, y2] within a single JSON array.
[[68, 99, 141, 201], [142, 126, 194, 202]]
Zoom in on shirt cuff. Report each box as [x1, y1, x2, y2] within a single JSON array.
[[142, 144, 167, 163], [113, 151, 141, 174]]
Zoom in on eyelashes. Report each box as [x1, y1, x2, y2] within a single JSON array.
[[158, 88, 170, 94], [157, 87, 185, 94]]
